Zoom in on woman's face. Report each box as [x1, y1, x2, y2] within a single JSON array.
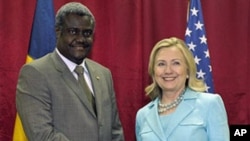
[[154, 46, 188, 92]]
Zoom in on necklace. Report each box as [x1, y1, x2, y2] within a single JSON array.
[[158, 89, 185, 113]]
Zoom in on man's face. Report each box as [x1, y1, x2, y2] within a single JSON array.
[[56, 14, 94, 64]]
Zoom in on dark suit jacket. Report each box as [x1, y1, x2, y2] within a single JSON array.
[[16, 51, 124, 141]]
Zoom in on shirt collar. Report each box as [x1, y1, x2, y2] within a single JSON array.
[[55, 48, 88, 73]]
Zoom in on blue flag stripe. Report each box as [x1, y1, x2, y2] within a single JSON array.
[[13, 1, 56, 140], [28, 0, 56, 59]]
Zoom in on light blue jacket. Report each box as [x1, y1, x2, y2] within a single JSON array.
[[136, 88, 229, 141]]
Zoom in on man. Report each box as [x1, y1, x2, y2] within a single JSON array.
[[16, 2, 124, 141]]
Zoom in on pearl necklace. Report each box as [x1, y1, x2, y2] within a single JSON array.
[[158, 89, 185, 113]]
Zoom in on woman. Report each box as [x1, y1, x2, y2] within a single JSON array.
[[135, 37, 229, 141]]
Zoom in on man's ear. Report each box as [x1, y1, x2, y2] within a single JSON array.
[[55, 27, 61, 39]]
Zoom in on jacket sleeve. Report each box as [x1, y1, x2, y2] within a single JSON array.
[[206, 94, 230, 141], [110, 75, 125, 141], [16, 64, 70, 141]]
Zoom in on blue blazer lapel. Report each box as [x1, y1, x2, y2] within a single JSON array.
[[165, 88, 197, 138], [145, 98, 166, 141]]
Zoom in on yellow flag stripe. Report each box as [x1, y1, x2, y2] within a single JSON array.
[[12, 55, 34, 141], [13, 114, 27, 141], [13, 55, 34, 141], [25, 55, 34, 63]]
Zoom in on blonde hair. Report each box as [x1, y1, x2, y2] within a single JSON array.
[[145, 37, 206, 100]]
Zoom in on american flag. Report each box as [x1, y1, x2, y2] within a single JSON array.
[[185, 0, 214, 93]]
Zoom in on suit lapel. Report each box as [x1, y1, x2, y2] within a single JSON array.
[[85, 59, 108, 125], [165, 88, 197, 138], [85, 59, 102, 117], [52, 52, 96, 117], [145, 89, 198, 140], [145, 99, 166, 141]]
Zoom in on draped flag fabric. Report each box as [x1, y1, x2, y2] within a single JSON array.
[[185, 0, 214, 93], [12, 0, 56, 140]]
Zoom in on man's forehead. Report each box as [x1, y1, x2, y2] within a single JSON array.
[[63, 14, 92, 26]]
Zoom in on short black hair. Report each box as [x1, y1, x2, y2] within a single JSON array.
[[55, 2, 95, 29]]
